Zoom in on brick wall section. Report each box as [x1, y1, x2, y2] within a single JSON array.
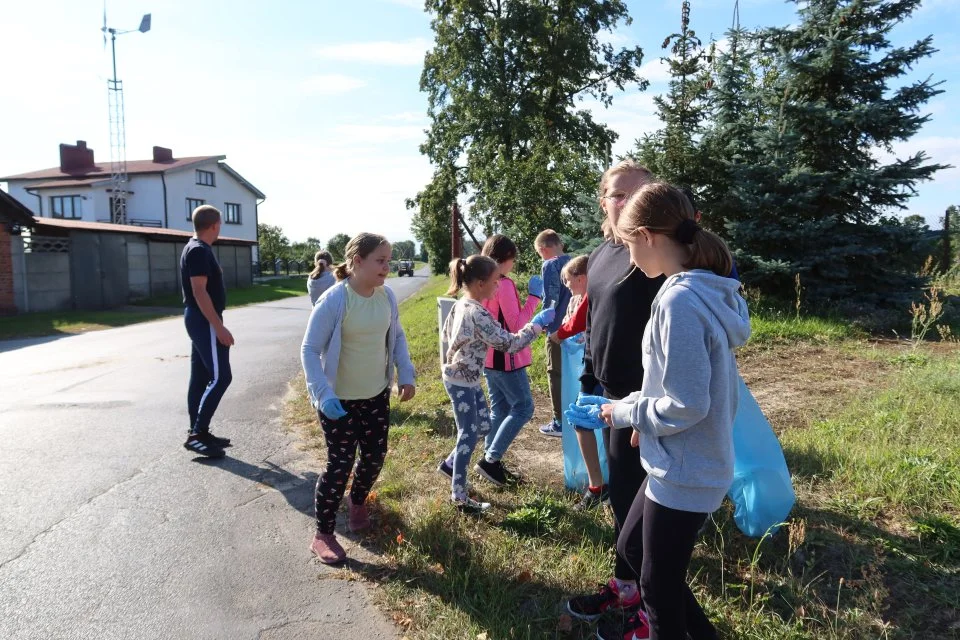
[[0, 223, 15, 314]]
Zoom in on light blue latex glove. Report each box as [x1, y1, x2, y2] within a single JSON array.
[[527, 275, 544, 298], [576, 392, 608, 407], [531, 307, 556, 328], [320, 398, 348, 420], [564, 403, 606, 430]]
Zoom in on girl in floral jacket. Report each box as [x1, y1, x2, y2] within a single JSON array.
[[439, 255, 555, 512]]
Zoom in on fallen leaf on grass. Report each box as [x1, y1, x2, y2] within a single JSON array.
[[557, 614, 573, 632], [517, 569, 532, 583]]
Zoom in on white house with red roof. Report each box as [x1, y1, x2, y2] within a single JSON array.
[[1, 140, 264, 259]]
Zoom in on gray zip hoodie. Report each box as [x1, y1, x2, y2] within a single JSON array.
[[610, 269, 751, 513]]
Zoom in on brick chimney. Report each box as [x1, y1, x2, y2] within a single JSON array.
[[152, 146, 174, 163], [59, 140, 95, 173]]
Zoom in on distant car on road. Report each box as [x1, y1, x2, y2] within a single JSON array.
[[397, 260, 415, 277]]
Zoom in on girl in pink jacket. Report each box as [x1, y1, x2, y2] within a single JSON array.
[[475, 234, 544, 487]]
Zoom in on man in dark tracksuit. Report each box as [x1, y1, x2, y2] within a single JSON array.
[[181, 205, 234, 458]]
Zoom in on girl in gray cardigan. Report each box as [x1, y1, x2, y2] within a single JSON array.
[[301, 234, 416, 564], [585, 183, 750, 640]]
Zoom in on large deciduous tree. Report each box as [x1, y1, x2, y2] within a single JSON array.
[[409, 0, 646, 273]]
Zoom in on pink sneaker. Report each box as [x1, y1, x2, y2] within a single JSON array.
[[348, 501, 371, 532], [310, 533, 346, 564]]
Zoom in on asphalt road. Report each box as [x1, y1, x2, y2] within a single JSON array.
[[0, 268, 432, 640]]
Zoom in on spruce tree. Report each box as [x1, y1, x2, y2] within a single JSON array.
[[726, 0, 946, 307], [635, 1, 711, 193]]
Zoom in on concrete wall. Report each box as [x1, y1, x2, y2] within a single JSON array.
[[127, 237, 151, 299], [148, 240, 182, 295], [5, 227, 254, 312], [23, 251, 71, 312]]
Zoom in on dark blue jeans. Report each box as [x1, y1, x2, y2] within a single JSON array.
[[185, 307, 232, 435]]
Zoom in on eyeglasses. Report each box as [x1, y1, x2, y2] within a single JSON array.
[[601, 193, 629, 203]]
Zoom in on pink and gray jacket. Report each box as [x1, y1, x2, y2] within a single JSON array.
[[482, 276, 540, 371]]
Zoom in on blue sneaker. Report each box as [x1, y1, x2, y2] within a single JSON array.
[[539, 420, 562, 438]]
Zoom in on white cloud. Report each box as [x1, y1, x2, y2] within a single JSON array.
[[313, 38, 431, 66], [332, 124, 426, 144], [639, 57, 671, 84], [298, 74, 367, 96]]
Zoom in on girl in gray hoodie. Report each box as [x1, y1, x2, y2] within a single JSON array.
[[587, 182, 750, 640]]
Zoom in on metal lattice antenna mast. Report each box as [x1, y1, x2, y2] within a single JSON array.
[[102, 9, 151, 225]]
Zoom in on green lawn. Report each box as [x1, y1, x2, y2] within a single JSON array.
[[0, 277, 309, 341], [0, 309, 179, 341], [285, 276, 960, 639], [132, 276, 308, 308]]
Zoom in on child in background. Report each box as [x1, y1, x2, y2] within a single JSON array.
[[478, 234, 543, 486], [590, 182, 750, 640], [534, 230, 572, 437], [301, 233, 416, 564], [550, 255, 608, 510], [308, 250, 336, 305], [439, 256, 556, 513]]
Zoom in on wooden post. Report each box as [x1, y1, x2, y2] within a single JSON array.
[[451, 202, 463, 259]]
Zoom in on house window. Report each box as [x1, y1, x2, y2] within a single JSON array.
[[186, 198, 205, 220], [196, 169, 215, 187], [50, 195, 83, 219], [224, 202, 241, 224]]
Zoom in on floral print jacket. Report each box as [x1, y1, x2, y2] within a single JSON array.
[[442, 297, 540, 387]]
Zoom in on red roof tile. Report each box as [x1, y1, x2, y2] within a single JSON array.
[[1, 155, 223, 182]]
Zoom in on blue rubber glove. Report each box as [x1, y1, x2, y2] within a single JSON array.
[[531, 307, 556, 328], [320, 398, 348, 420], [576, 392, 608, 407], [564, 403, 606, 430], [527, 275, 544, 298]]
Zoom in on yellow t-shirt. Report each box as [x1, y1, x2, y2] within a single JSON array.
[[334, 283, 391, 400]]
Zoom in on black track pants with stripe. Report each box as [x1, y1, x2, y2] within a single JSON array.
[[185, 307, 233, 435]]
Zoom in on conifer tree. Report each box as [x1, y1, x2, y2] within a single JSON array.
[[635, 1, 711, 192], [726, 0, 946, 306]]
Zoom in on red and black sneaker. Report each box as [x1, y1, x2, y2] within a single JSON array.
[[565, 579, 642, 622], [596, 608, 650, 640]]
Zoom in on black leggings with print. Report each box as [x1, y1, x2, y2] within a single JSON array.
[[314, 388, 391, 534]]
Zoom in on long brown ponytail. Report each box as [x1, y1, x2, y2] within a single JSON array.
[[447, 255, 498, 296], [616, 182, 733, 277], [309, 250, 334, 280]]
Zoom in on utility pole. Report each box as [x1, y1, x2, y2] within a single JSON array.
[[102, 11, 151, 225]]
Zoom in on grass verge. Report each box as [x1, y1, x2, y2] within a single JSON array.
[[133, 276, 309, 308], [0, 277, 310, 341], [0, 309, 177, 341], [287, 276, 960, 639]]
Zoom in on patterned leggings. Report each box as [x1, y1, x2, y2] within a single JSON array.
[[314, 388, 391, 534], [443, 382, 492, 501]]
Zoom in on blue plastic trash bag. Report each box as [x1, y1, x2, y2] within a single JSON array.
[[560, 336, 609, 490], [728, 376, 796, 537]]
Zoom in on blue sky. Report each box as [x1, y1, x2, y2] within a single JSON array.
[[1, 0, 957, 245]]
